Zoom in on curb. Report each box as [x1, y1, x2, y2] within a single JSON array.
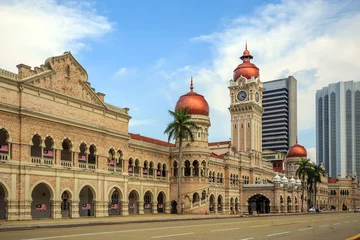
[[0, 211, 346, 232]]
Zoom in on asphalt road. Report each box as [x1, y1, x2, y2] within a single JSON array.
[[1, 212, 359, 240]]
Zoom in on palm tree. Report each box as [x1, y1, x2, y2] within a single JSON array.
[[312, 163, 326, 209], [296, 157, 312, 212], [164, 107, 198, 214]]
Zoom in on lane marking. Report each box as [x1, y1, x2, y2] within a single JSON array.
[[353, 220, 358, 222], [240, 238, 254, 240], [298, 227, 313, 231], [151, 233, 194, 238], [319, 225, 329, 228], [346, 233, 360, 240], [344, 221, 351, 223], [267, 231, 290, 237], [211, 228, 239, 232], [333, 223, 341, 225], [250, 224, 270, 228], [21, 221, 258, 240]]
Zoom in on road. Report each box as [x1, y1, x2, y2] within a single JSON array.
[[1, 212, 359, 240]]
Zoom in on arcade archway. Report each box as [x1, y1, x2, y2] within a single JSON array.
[[31, 183, 52, 219], [79, 186, 95, 217], [128, 190, 139, 214], [0, 184, 7, 220], [109, 188, 121, 216], [157, 192, 165, 213], [248, 194, 270, 214], [61, 191, 71, 218]]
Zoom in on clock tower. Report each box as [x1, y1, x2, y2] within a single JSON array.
[[228, 44, 264, 155]]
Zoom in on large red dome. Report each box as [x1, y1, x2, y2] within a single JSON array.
[[233, 44, 259, 81], [287, 139, 307, 158], [175, 78, 209, 116]]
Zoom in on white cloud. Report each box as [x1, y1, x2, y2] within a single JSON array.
[[185, 0, 360, 143], [306, 148, 317, 164], [0, 0, 112, 71], [113, 67, 128, 79], [129, 119, 155, 127]]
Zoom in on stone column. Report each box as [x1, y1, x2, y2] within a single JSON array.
[[73, 151, 78, 168], [52, 200, 62, 219], [214, 201, 218, 214], [152, 201, 158, 214], [55, 148, 61, 165], [71, 200, 80, 218], [165, 201, 171, 214], [138, 200, 144, 215], [95, 201, 106, 217], [121, 200, 129, 216]]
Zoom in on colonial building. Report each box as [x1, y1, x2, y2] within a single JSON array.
[[0, 46, 358, 221]]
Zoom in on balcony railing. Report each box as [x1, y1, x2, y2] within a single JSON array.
[[79, 162, 96, 170], [107, 165, 122, 172], [31, 157, 54, 166], [60, 160, 72, 168], [0, 153, 9, 161]]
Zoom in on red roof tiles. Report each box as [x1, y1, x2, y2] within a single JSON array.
[[129, 133, 175, 147]]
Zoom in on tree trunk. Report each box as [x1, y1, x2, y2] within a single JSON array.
[[177, 140, 182, 215], [301, 176, 305, 212]]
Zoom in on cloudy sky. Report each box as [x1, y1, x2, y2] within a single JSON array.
[[1, 0, 360, 163]]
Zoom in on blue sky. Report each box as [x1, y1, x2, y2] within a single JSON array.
[[1, 0, 360, 162]]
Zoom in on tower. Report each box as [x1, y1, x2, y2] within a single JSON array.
[[228, 44, 264, 155]]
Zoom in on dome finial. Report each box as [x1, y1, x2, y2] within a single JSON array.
[[245, 40, 247, 50], [190, 76, 194, 92]]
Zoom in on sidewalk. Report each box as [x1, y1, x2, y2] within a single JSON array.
[[0, 211, 341, 231]]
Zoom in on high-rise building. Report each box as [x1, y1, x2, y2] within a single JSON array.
[[316, 80, 360, 178], [262, 77, 297, 154]]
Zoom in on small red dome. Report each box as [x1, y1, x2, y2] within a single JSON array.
[[287, 140, 307, 158], [175, 78, 209, 116], [233, 43, 259, 81]]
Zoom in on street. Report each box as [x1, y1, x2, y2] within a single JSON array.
[[1, 212, 359, 240]]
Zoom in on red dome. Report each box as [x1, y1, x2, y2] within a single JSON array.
[[233, 44, 259, 81], [175, 78, 209, 116], [287, 140, 307, 158]]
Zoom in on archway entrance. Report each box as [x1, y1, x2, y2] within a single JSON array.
[[128, 190, 139, 214], [217, 195, 223, 213], [209, 195, 215, 212], [109, 188, 121, 216], [248, 194, 270, 214], [157, 192, 165, 213], [0, 185, 7, 220], [31, 183, 52, 219], [171, 200, 177, 214], [61, 191, 71, 218], [143, 191, 152, 214], [79, 186, 94, 217]]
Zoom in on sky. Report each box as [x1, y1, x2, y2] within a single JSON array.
[[1, 0, 360, 163]]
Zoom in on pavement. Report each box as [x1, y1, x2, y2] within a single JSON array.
[[0, 210, 346, 231]]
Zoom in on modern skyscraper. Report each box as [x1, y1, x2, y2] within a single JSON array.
[[262, 77, 297, 154], [316, 80, 360, 178]]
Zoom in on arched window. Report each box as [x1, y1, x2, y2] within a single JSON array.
[[157, 163, 162, 176], [31, 134, 42, 158], [173, 161, 178, 177], [143, 160, 148, 175], [193, 160, 199, 177], [184, 160, 191, 177], [134, 159, 140, 175], [43, 136, 54, 160], [162, 163, 166, 177], [88, 145, 96, 165], [128, 158, 134, 174], [61, 139, 72, 162], [149, 161, 154, 176]]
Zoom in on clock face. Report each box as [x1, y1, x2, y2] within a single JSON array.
[[255, 92, 259, 102], [237, 90, 247, 101]]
